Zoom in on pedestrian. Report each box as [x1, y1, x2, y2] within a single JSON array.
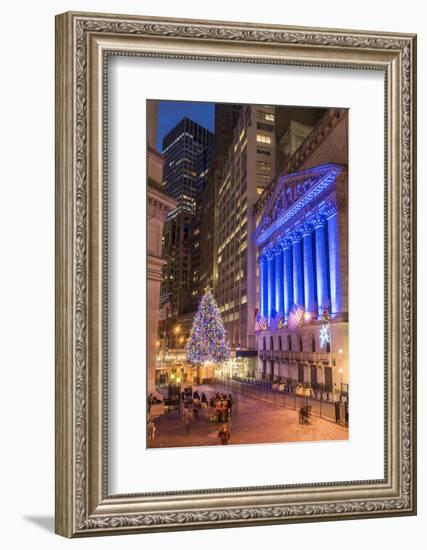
[[147, 393, 153, 414], [227, 394, 233, 418], [218, 423, 231, 445], [221, 399, 228, 422], [193, 400, 199, 419], [147, 416, 156, 444], [215, 398, 222, 422], [182, 406, 193, 434]]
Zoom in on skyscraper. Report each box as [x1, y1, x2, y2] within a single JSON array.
[[215, 105, 276, 361], [197, 104, 242, 298], [161, 117, 213, 322], [191, 140, 214, 308]]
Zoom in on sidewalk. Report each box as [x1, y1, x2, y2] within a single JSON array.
[[148, 382, 348, 449]]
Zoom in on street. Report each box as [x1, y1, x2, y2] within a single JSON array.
[[148, 379, 348, 448]]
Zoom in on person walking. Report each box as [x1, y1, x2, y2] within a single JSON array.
[[147, 416, 156, 444], [193, 392, 200, 409], [218, 422, 231, 445], [182, 406, 193, 435], [193, 400, 199, 419], [221, 398, 228, 422], [215, 397, 222, 423], [227, 394, 233, 418]]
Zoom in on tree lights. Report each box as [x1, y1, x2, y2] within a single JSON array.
[[186, 288, 230, 365]]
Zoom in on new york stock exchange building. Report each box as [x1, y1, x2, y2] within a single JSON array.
[[253, 161, 348, 400]]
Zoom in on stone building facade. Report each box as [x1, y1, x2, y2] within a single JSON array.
[[147, 161, 177, 392], [253, 109, 348, 397]]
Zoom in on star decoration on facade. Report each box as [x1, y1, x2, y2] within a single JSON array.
[[319, 324, 330, 348]]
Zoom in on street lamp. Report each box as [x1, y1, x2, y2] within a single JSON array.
[[304, 312, 312, 323]]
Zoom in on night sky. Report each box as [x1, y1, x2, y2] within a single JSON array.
[[157, 100, 215, 151]]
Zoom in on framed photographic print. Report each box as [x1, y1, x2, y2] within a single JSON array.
[[55, 11, 417, 537]]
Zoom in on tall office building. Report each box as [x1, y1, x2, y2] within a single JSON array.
[[161, 117, 213, 325], [215, 105, 276, 366], [274, 106, 326, 173], [197, 104, 242, 299], [162, 117, 213, 212], [190, 141, 214, 309]]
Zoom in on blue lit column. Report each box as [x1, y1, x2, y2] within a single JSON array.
[[302, 223, 316, 312], [274, 244, 284, 314], [259, 253, 269, 318], [282, 239, 293, 319], [267, 248, 275, 318], [327, 207, 342, 314], [292, 232, 304, 307], [314, 216, 330, 315]]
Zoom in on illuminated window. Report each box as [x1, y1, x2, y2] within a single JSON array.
[[256, 186, 264, 195], [256, 134, 271, 144], [257, 161, 271, 172], [257, 174, 270, 185], [257, 110, 275, 122]]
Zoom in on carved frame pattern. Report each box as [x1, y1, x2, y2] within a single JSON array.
[[55, 11, 416, 537]]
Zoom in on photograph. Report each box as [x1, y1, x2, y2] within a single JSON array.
[[147, 99, 349, 449]]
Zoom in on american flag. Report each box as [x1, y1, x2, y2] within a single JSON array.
[[255, 314, 267, 335], [270, 310, 283, 333], [287, 303, 305, 331], [159, 299, 172, 321]]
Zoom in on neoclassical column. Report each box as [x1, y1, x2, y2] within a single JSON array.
[[314, 215, 330, 315], [302, 222, 316, 313], [327, 206, 342, 315], [274, 243, 284, 315], [292, 231, 304, 307], [258, 252, 269, 318], [281, 239, 293, 319], [267, 247, 275, 318]]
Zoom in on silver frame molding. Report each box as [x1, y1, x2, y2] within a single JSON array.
[[55, 11, 417, 537]]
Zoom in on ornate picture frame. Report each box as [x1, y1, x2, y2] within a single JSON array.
[[55, 11, 417, 537]]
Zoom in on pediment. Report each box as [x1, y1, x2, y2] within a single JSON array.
[[253, 163, 345, 247]]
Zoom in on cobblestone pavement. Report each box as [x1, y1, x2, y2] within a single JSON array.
[[148, 381, 348, 449]]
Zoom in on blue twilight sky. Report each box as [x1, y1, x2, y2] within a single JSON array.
[[156, 100, 215, 151]]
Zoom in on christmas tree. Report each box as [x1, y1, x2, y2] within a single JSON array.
[[186, 288, 230, 365]]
